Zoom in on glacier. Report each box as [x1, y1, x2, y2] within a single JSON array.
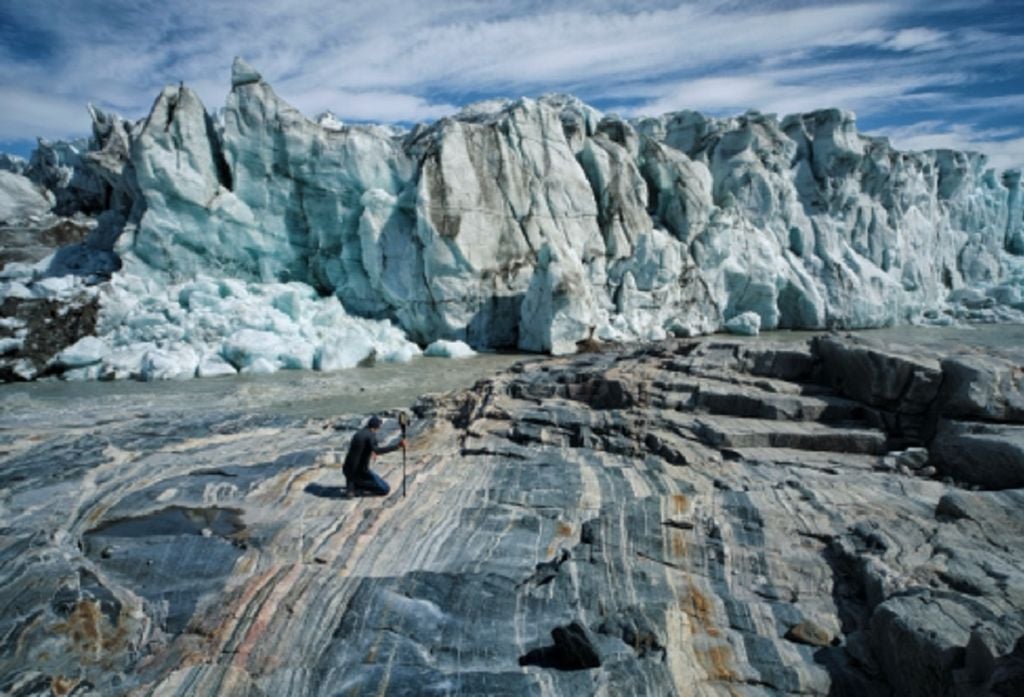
[[1, 56, 1023, 381]]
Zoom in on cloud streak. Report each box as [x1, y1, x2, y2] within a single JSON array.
[[0, 0, 1021, 169], [876, 121, 1024, 174]]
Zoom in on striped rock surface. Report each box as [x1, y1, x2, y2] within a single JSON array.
[[1, 334, 1023, 696]]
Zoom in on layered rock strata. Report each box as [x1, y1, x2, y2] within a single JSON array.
[[1, 334, 1021, 695]]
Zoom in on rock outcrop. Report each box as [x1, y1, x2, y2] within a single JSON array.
[[1, 333, 1021, 694]]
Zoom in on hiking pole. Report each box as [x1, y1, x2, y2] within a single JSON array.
[[399, 411, 408, 498]]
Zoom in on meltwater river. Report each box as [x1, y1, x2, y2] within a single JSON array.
[[1, 323, 1021, 430], [0, 352, 531, 428]]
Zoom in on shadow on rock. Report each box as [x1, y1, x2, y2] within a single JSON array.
[[519, 621, 602, 671], [304, 483, 350, 499], [303, 482, 386, 499], [810, 536, 891, 697]]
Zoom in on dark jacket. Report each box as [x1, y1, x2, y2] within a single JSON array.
[[343, 427, 400, 480]]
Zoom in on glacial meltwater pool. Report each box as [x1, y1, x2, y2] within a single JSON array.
[[0, 352, 535, 427]]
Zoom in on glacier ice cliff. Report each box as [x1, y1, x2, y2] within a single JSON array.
[[2, 56, 1024, 380]]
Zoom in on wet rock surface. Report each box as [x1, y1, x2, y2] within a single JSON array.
[[0, 332, 1022, 695]]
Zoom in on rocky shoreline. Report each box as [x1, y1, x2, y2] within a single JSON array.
[[1, 332, 1022, 695]]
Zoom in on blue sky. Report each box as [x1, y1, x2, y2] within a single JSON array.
[[1, 0, 1023, 170]]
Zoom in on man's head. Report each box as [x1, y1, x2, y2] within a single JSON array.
[[367, 415, 382, 430]]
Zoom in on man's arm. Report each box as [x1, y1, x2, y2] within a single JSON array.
[[372, 432, 404, 456]]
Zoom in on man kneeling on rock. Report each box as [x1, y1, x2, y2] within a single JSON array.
[[342, 415, 404, 496]]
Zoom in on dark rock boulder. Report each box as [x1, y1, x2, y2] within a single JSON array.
[[813, 335, 943, 415], [939, 355, 1024, 422], [930, 419, 1024, 489]]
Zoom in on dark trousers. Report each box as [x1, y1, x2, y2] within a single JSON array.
[[347, 470, 390, 496]]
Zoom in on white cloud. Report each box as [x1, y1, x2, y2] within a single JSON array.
[[883, 27, 949, 51], [346, 2, 907, 94], [627, 63, 964, 120], [0, 1, 905, 135], [0, 86, 95, 141], [0, 0, 1021, 168], [873, 121, 1024, 172], [287, 88, 456, 123]]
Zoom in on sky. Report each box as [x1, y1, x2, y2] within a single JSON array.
[[1, 0, 1023, 170]]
